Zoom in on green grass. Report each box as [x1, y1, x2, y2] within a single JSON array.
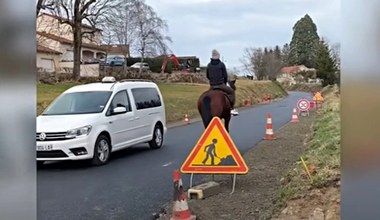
[[235, 80, 288, 104], [157, 83, 208, 122], [277, 84, 341, 206], [36, 79, 288, 123], [37, 82, 80, 115]]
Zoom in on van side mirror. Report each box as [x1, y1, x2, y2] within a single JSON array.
[[112, 106, 127, 115]]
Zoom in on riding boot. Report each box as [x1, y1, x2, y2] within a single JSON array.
[[229, 94, 235, 109], [230, 95, 239, 116]]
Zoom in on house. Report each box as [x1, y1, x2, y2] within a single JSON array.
[[277, 65, 317, 85], [36, 12, 107, 72], [37, 31, 106, 62], [37, 43, 62, 72], [37, 13, 102, 45], [100, 44, 130, 58]]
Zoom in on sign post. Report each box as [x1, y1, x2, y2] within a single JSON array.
[[297, 98, 310, 116], [181, 117, 248, 194]]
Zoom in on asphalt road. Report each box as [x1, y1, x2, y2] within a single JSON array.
[[37, 91, 312, 220]]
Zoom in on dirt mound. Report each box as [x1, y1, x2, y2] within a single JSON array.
[[218, 155, 237, 166], [163, 72, 209, 84], [273, 185, 340, 220], [105, 71, 209, 84], [283, 83, 323, 93]]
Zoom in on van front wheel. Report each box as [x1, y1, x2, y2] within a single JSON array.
[[91, 135, 111, 166], [149, 125, 163, 149]]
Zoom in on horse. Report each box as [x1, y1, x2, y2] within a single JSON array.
[[197, 80, 236, 132]]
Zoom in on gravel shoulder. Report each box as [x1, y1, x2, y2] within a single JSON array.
[[158, 110, 317, 220]]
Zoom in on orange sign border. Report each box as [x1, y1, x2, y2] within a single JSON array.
[[180, 117, 249, 174]]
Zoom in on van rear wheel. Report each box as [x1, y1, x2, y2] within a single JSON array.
[[149, 125, 163, 149]]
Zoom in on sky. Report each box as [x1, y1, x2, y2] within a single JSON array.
[[144, 0, 341, 74]]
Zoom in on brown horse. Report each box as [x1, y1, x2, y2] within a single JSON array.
[[197, 80, 236, 132]]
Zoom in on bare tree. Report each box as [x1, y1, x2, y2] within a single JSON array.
[[36, 0, 55, 17], [331, 42, 340, 69], [241, 46, 283, 80], [48, 0, 118, 80], [99, 24, 117, 76], [241, 47, 266, 80], [104, 0, 138, 69], [240, 48, 255, 77], [132, 0, 172, 75], [263, 49, 282, 80]]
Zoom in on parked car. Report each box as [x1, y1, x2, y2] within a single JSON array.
[[36, 77, 167, 166], [83, 58, 101, 64], [104, 56, 125, 66], [130, 62, 150, 71]]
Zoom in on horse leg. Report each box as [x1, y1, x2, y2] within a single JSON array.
[[200, 95, 213, 128], [224, 115, 231, 132]]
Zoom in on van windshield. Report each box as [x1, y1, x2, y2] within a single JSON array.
[[42, 91, 112, 115]]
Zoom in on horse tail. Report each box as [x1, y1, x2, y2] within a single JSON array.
[[201, 95, 212, 127]]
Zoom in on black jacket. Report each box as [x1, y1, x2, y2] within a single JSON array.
[[206, 59, 228, 86]]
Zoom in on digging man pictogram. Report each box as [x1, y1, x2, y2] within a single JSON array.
[[202, 138, 219, 165]]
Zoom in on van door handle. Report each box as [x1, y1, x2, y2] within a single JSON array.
[[135, 117, 140, 120], [108, 121, 113, 124]]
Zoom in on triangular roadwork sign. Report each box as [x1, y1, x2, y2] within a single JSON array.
[[180, 117, 249, 174]]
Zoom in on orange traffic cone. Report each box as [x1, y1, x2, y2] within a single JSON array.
[[183, 114, 190, 124], [264, 113, 276, 140], [291, 107, 299, 123], [170, 170, 196, 220]]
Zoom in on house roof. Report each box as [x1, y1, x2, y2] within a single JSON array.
[[279, 65, 306, 74], [37, 44, 62, 54], [37, 31, 106, 52], [100, 44, 129, 55], [39, 12, 102, 31]]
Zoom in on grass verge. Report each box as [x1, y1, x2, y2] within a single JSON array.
[[37, 79, 287, 123], [275, 84, 340, 211]]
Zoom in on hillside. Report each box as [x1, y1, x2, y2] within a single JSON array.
[[37, 76, 288, 123]]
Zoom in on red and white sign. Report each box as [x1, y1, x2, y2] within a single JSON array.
[[297, 98, 310, 111]]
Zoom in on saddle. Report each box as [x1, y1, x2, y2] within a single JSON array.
[[208, 86, 233, 106]]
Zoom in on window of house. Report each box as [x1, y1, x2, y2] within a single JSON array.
[[62, 49, 74, 61], [40, 58, 54, 71]]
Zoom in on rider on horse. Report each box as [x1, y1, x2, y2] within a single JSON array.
[[206, 49, 239, 116]]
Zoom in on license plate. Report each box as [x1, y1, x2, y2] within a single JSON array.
[[37, 144, 53, 151]]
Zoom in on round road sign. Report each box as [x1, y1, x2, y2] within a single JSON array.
[[297, 98, 310, 111]]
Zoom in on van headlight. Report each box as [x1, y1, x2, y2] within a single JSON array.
[[66, 125, 92, 138]]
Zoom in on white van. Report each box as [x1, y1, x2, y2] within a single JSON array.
[[36, 77, 167, 166]]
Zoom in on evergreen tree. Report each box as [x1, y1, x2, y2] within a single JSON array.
[[264, 47, 269, 55], [315, 40, 338, 86], [288, 14, 320, 68], [274, 45, 282, 61], [281, 43, 290, 66]]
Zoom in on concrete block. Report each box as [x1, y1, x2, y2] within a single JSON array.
[[187, 181, 220, 200]]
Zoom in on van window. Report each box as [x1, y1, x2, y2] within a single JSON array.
[[131, 87, 162, 110], [106, 90, 131, 115], [42, 91, 112, 115]]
